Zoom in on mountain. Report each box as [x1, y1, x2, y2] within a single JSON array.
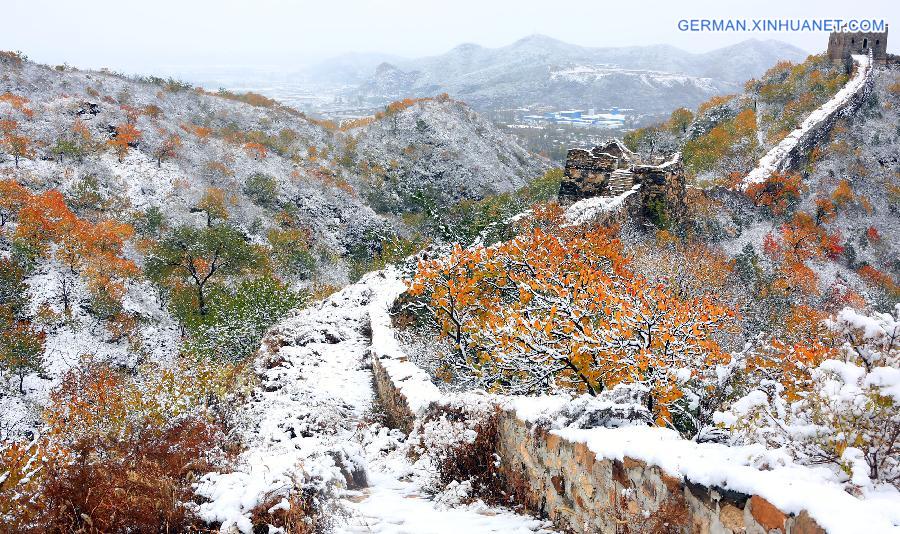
[[347, 96, 544, 211], [300, 52, 407, 86], [346, 35, 808, 113], [0, 53, 548, 435]]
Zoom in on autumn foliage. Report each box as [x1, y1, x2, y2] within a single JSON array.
[[1, 119, 34, 168], [1, 182, 138, 313], [408, 218, 735, 425], [1, 360, 239, 531], [745, 173, 806, 216], [107, 122, 141, 161]]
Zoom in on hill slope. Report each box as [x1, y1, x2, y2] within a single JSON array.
[[0, 52, 548, 436]]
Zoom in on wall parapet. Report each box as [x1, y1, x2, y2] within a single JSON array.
[[366, 280, 892, 534]]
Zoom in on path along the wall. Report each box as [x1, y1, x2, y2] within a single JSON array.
[[742, 53, 874, 188]]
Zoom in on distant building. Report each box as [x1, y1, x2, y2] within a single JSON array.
[[827, 25, 889, 66]]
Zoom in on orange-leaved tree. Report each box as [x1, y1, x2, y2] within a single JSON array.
[[1, 119, 34, 168], [408, 222, 735, 426], [107, 122, 141, 161], [8, 187, 138, 314]]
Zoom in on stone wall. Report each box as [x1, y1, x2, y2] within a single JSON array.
[[367, 306, 827, 534], [781, 53, 876, 173], [370, 353, 418, 434], [494, 411, 825, 534]]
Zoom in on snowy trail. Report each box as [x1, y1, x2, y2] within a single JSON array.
[[196, 269, 553, 533], [742, 53, 871, 187]]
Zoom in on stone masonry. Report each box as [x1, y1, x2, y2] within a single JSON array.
[[827, 25, 889, 67], [559, 139, 687, 224]]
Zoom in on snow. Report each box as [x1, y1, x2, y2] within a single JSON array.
[[196, 267, 552, 533], [369, 287, 443, 414], [554, 425, 900, 533], [549, 65, 720, 93], [563, 184, 640, 225], [339, 470, 552, 533], [743, 53, 871, 187]]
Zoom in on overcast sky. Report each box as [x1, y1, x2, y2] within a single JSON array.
[[2, 0, 896, 73]]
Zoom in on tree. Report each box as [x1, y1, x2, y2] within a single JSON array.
[[196, 187, 229, 227], [726, 306, 899, 489], [745, 173, 806, 216], [243, 141, 267, 160], [11, 187, 137, 314], [107, 122, 141, 162], [408, 222, 735, 426], [183, 275, 299, 361], [667, 107, 694, 134], [0, 308, 44, 394], [267, 227, 315, 278], [0, 180, 29, 226], [1, 120, 34, 168], [152, 130, 181, 167], [244, 173, 279, 207], [181, 123, 212, 144], [147, 225, 258, 315]]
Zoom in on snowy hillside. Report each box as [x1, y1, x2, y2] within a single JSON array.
[[349, 96, 548, 210], [0, 52, 550, 442]]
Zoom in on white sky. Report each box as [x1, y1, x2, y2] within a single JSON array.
[[2, 0, 897, 73]]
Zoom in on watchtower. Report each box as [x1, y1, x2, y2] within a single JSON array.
[[827, 25, 888, 67]]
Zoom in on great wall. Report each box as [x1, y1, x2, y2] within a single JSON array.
[[208, 28, 897, 533], [559, 26, 887, 222]]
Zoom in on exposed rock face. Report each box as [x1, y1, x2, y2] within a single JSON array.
[[559, 139, 686, 224]]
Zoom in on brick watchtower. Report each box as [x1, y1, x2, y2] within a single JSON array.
[[827, 24, 889, 67]]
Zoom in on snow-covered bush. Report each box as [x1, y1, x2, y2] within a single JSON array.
[[720, 306, 900, 490], [406, 216, 737, 429]]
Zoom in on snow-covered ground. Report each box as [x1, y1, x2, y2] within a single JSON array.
[[743, 53, 871, 187], [563, 184, 640, 225], [196, 268, 554, 533]]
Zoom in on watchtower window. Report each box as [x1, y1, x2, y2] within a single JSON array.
[[851, 38, 855, 44], [863, 38, 868, 49]]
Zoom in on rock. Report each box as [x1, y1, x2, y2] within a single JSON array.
[[791, 511, 826, 534], [749, 495, 786, 532], [719, 503, 745, 532]]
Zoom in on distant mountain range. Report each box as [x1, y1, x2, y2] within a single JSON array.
[[303, 35, 809, 114]]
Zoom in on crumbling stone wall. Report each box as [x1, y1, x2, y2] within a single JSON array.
[[634, 158, 686, 225], [494, 413, 826, 534], [558, 147, 628, 201], [559, 140, 686, 226]]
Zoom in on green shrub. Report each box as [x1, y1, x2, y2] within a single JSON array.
[[183, 275, 300, 361], [244, 173, 279, 208]]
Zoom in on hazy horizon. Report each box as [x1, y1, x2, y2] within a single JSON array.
[[2, 0, 896, 76]]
